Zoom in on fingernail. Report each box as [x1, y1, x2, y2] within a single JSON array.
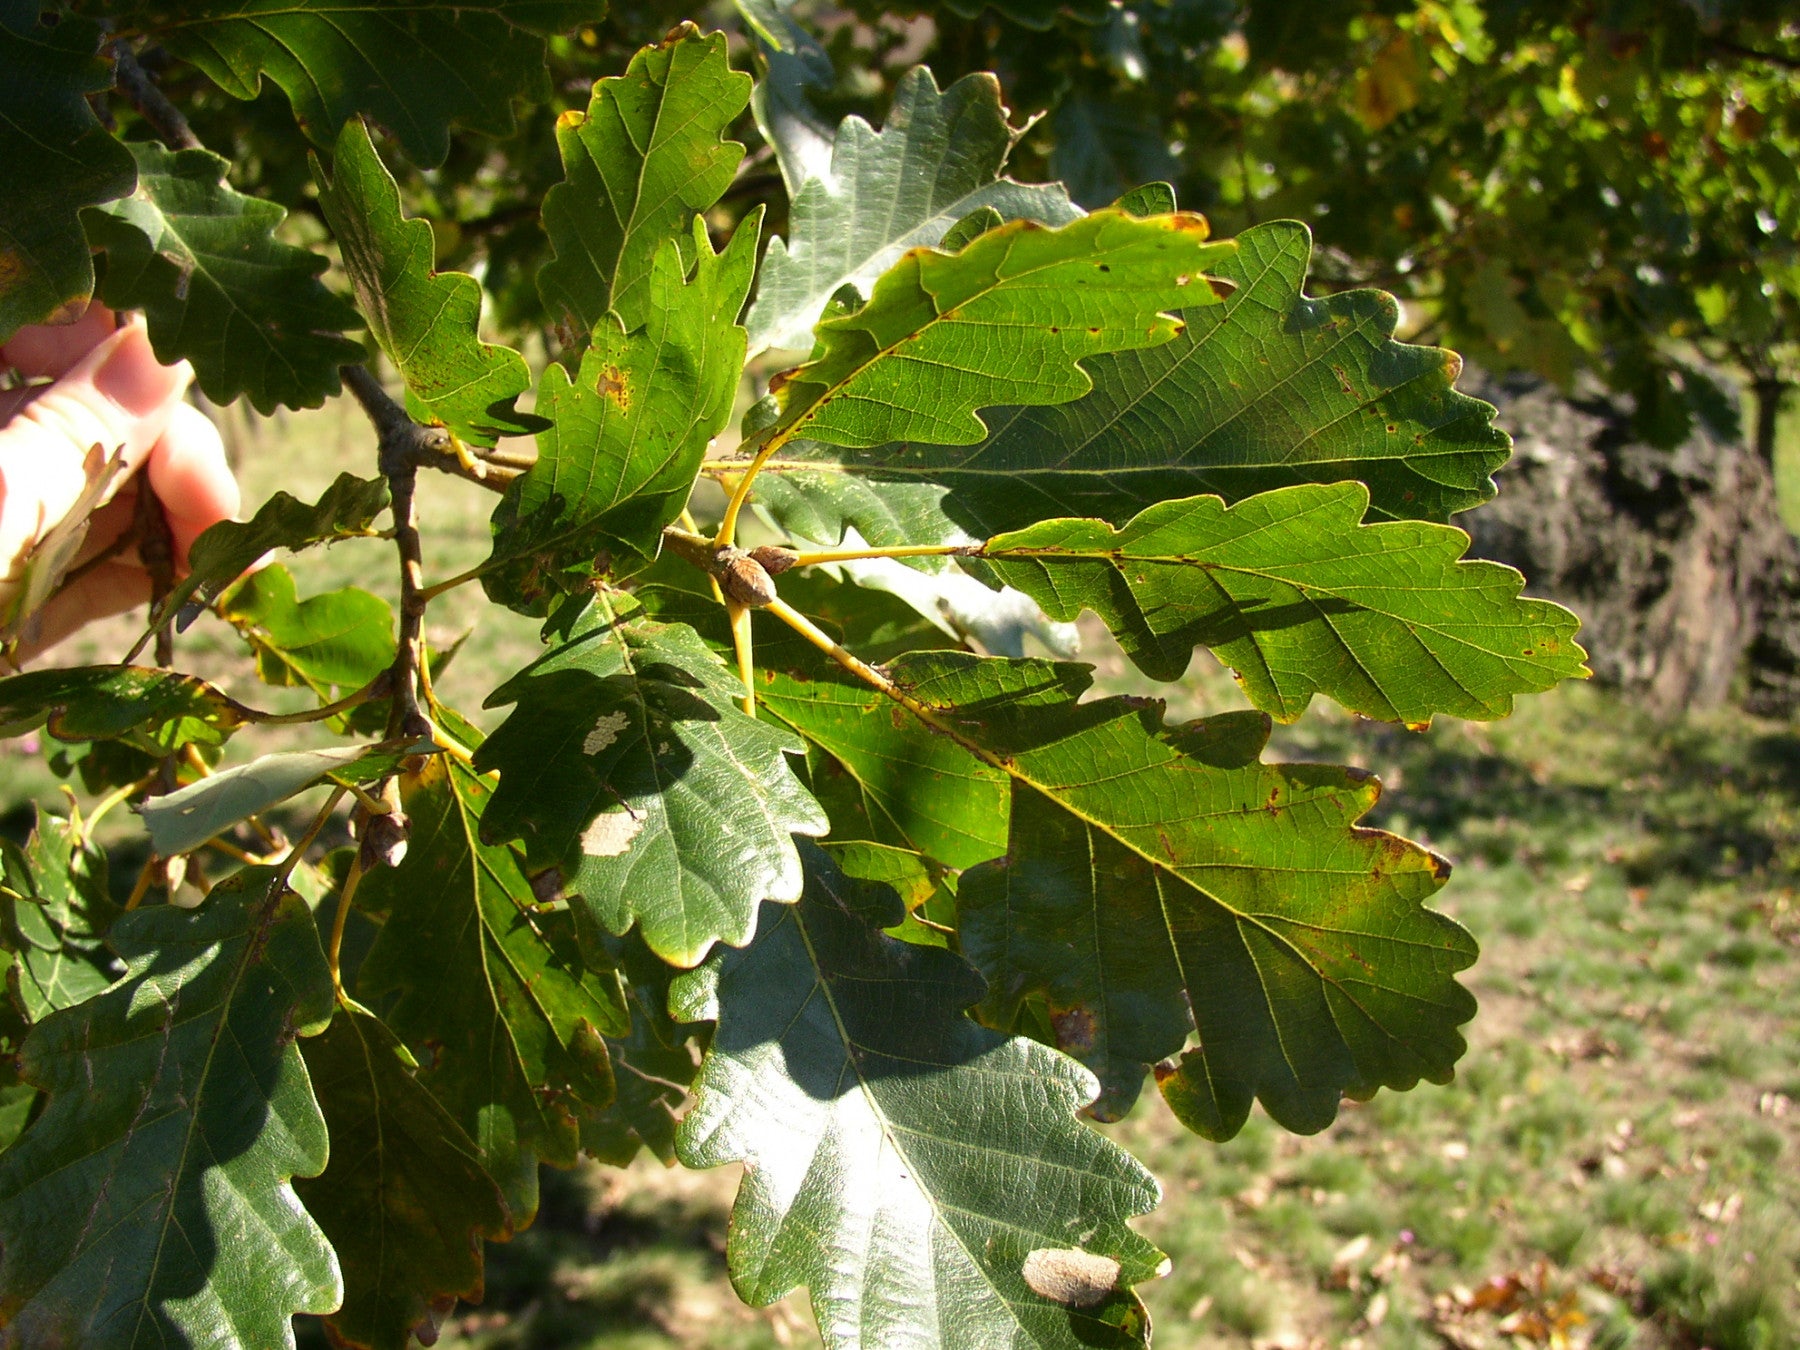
[[91, 326, 181, 418]]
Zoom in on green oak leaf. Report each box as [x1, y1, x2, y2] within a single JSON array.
[[980, 481, 1588, 722], [0, 664, 245, 753], [134, 0, 607, 168], [538, 24, 750, 338], [746, 66, 1081, 354], [746, 470, 970, 572], [296, 1007, 511, 1350], [486, 216, 759, 609], [354, 755, 625, 1224], [734, 0, 834, 193], [315, 117, 545, 444], [218, 562, 395, 703], [886, 651, 1476, 1133], [0, 808, 120, 1022], [635, 577, 1000, 868], [83, 142, 363, 413], [578, 931, 704, 1166], [0, 5, 135, 338], [140, 740, 429, 857], [675, 843, 1166, 1350], [0, 869, 341, 1348], [763, 207, 1231, 450], [777, 662, 1010, 870], [755, 219, 1512, 540], [1112, 182, 1177, 217], [753, 634, 1007, 870], [153, 471, 391, 626], [473, 594, 828, 967]]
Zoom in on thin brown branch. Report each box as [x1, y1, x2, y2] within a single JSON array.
[[110, 41, 202, 150], [339, 365, 438, 741]]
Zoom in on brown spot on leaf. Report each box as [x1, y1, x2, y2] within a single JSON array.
[[1050, 1005, 1097, 1054], [595, 364, 630, 409]]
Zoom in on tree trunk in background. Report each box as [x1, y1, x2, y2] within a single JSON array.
[[1464, 370, 1800, 718], [1753, 377, 1788, 466]]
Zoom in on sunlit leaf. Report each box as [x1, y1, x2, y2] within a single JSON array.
[[980, 481, 1587, 720], [218, 563, 395, 703], [884, 651, 1477, 1133], [140, 739, 429, 857], [755, 220, 1510, 537], [762, 207, 1230, 451], [486, 215, 759, 608], [538, 23, 750, 338], [675, 844, 1165, 1349], [746, 66, 1081, 354], [474, 593, 827, 967]]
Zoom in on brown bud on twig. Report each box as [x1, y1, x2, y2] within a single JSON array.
[[716, 548, 778, 607], [748, 545, 799, 576], [359, 809, 411, 871]]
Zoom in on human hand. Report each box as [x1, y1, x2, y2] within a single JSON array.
[[0, 305, 240, 661]]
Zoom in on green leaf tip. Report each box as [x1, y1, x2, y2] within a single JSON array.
[[746, 64, 1081, 354], [487, 214, 760, 609], [538, 22, 751, 340], [315, 117, 545, 445], [981, 480, 1589, 723]]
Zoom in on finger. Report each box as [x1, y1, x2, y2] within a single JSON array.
[[145, 402, 239, 566], [0, 302, 119, 380], [0, 321, 192, 573], [11, 560, 151, 665]]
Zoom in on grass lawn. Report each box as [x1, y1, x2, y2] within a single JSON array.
[[3, 400, 1796, 1350]]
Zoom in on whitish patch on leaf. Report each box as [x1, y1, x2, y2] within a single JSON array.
[[584, 712, 631, 755], [581, 810, 645, 858], [1023, 1249, 1122, 1308]]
